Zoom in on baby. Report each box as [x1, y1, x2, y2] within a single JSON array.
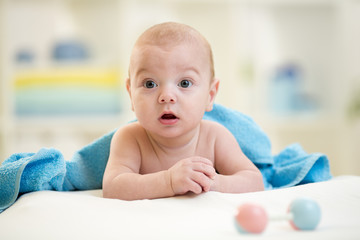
[[103, 22, 264, 200]]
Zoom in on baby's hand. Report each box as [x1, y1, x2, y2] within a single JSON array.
[[167, 157, 216, 195]]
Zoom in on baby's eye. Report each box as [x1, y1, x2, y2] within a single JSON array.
[[144, 80, 158, 88], [178, 79, 192, 88]]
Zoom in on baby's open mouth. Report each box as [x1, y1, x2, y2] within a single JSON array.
[[161, 114, 178, 120], [159, 112, 179, 125]]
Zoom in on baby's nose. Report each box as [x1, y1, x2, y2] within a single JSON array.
[[158, 87, 176, 103]]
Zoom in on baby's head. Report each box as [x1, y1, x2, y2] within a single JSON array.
[[129, 22, 215, 81], [126, 22, 219, 136]]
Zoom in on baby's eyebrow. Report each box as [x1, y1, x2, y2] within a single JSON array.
[[134, 68, 149, 76], [182, 66, 201, 76]]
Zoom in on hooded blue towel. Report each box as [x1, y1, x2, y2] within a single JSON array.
[[0, 104, 332, 212]]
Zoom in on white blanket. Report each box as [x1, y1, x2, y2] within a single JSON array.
[[0, 176, 359, 240]]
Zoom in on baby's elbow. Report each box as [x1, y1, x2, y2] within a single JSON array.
[[102, 181, 135, 201], [102, 182, 113, 199], [257, 179, 265, 192], [254, 171, 265, 191], [102, 178, 120, 199], [244, 169, 265, 192]]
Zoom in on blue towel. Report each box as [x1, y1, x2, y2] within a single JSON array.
[[0, 104, 332, 212]]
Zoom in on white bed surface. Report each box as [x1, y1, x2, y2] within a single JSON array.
[[0, 176, 359, 240]]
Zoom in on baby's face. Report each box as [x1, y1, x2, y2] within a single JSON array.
[[127, 42, 218, 139]]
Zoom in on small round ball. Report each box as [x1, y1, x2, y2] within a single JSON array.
[[289, 198, 321, 230], [235, 203, 268, 234]]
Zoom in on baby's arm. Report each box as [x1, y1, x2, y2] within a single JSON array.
[[210, 123, 264, 193], [102, 125, 216, 200], [102, 126, 169, 200]]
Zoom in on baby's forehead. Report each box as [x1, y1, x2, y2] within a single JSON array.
[[130, 35, 210, 69], [129, 22, 214, 77], [130, 42, 208, 74]]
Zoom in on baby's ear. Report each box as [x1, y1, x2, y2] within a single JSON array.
[[126, 78, 134, 111], [206, 78, 220, 112], [126, 78, 131, 95]]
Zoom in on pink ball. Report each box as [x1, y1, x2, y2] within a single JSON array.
[[235, 203, 268, 234]]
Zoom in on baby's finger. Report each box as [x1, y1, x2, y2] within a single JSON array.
[[187, 179, 203, 194], [193, 162, 216, 179], [191, 172, 212, 192], [191, 157, 213, 166]]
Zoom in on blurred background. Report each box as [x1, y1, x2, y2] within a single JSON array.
[[0, 0, 359, 176]]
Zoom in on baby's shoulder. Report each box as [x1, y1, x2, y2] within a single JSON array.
[[200, 120, 230, 136], [201, 119, 227, 130], [201, 119, 236, 142], [113, 122, 146, 140]]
